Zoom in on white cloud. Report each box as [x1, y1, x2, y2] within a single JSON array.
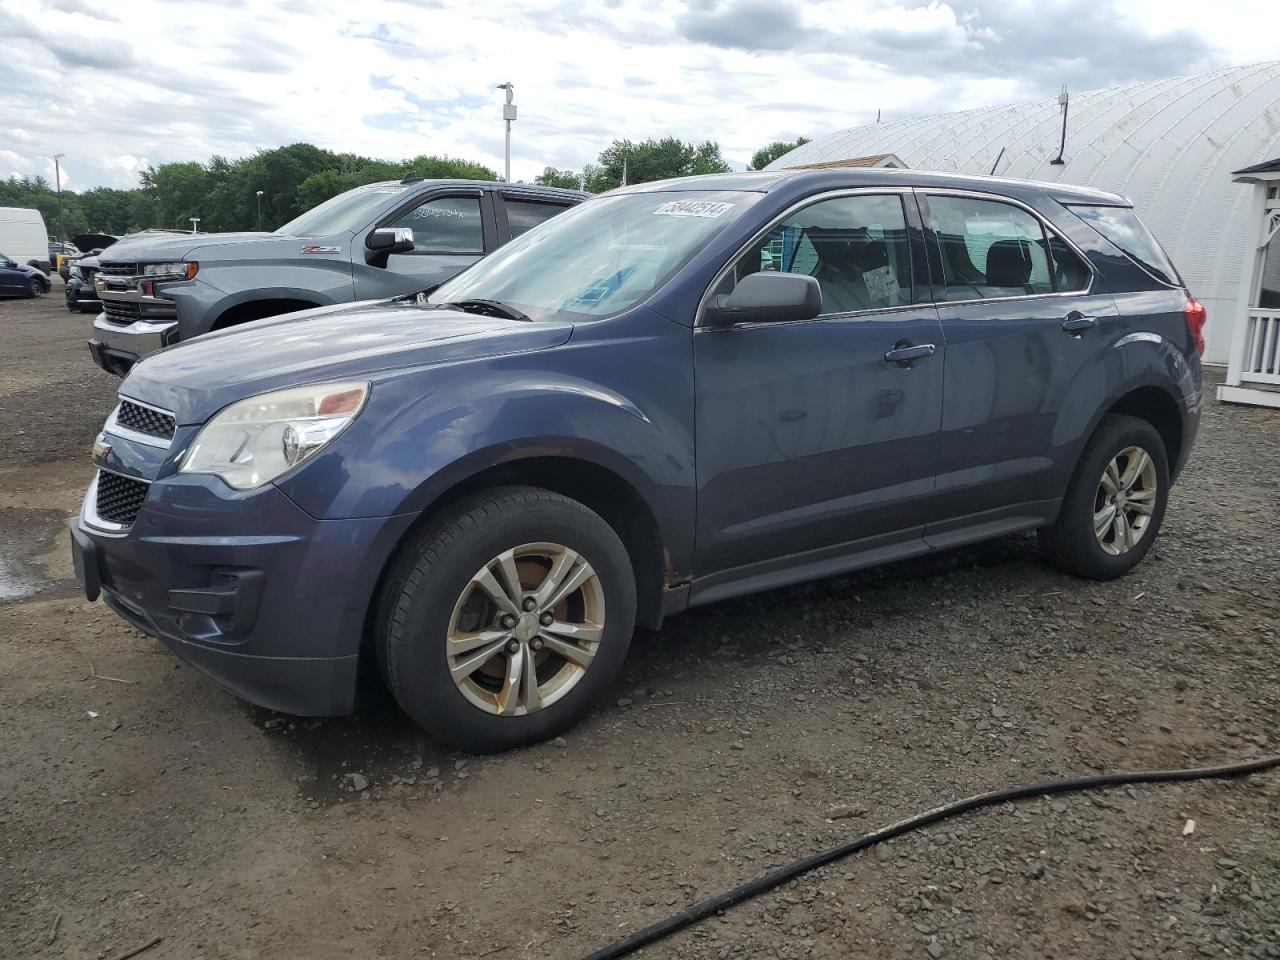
[[0, 0, 1270, 192]]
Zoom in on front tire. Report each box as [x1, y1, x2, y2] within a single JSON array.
[[1039, 414, 1169, 580], [378, 487, 636, 753]]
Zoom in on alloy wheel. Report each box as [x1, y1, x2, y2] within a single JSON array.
[[445, 542, 605, 716], [1093, 445, 1158, 556]]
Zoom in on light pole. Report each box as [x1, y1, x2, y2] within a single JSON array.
[[52, 153, 65, 241], [255, 190, 264, 230], [190, 217, 200, 234], [495, 82, 516, 182]]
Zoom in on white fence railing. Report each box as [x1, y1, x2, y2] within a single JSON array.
[[1241, 308, 1280, 385]]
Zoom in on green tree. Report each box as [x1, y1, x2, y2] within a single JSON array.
[[583, 137, 731, 192], [79, 188, 136, 235], [0, 143, 504, 240], [534, 166, 581, 189], [143, 162, 209, 230], [750, 137, 811, 170]]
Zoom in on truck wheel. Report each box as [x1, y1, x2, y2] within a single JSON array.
[[378, 487, 636, 753], [1039, 414, 1169, 580]]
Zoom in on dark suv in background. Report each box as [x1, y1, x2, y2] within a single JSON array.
[[73, 169, 1202, 752]]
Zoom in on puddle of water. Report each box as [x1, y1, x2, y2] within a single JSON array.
[[0, 507, 74, 603], [0, 555, 37, 600]]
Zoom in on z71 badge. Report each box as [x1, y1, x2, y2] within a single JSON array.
[[301, 245, 341, 255]]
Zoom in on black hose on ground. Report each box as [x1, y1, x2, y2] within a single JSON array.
[[582, 753, 1280, 960]]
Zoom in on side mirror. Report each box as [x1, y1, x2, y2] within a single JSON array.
[[704, 271, 822, 327], [365, 227, 415, 267]]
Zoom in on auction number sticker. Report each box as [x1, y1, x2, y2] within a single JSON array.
[[652, 200, 734, 218]]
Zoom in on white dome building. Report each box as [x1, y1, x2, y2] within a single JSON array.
[[768, 62, 1280, 364]]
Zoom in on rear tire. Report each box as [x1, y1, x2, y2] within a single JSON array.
[[377, 487, 636, 753], [1039, 414, 1169, 580]]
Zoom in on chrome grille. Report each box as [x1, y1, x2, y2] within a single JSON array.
[[116, 400, 176, 440], [102, 301, 142, 325], [95, 470, 149, 526], [99, 261, 138, 276]]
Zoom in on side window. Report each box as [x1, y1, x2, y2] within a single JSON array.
[[505, 199, 571, 238], [726, 194, 913, 315], [927, 196, 1054, 300], [1046, 234, 1092, 293], [385, 196, 484, 254]]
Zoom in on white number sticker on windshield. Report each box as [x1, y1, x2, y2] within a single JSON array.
[[652, 200, 734, 218]]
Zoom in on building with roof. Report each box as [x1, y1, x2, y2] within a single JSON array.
[[1219, 157, 1280, 407], [767, 62, 1280, 366]]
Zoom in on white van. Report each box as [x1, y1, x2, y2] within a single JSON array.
[[0, 207, 52, 273]]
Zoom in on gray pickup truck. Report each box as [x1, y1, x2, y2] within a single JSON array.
[[89, 177, 584, 375]]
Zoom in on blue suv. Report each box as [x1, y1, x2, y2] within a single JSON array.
[[72, 170, 1203, 752]]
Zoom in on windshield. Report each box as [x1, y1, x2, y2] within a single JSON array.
[[275, 183, 412, 237], [430, 190, 760, 320], [1069, 205, 1180, 286]]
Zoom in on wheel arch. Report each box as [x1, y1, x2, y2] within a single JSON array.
[[1102, 385, 1185, 475], [210, 296, 324, 330], [371, 452, 673, 635]]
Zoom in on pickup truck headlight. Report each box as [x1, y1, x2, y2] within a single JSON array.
[[180, 381, 369, 490], [68, 261, 83, 278], [141, 261, 199, 280]]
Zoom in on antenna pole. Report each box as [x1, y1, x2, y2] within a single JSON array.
[[1050, 86, 1069, 166], [990, 146, 1006, 176]]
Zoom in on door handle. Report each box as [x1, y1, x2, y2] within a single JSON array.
[[883, 343, 936, 366], [1062, 314, 1098, 335]]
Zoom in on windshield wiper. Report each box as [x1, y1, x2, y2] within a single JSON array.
[[446, 298, 532, 322]]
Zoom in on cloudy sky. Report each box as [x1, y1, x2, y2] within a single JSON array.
[[1, 0, 1274, 191]]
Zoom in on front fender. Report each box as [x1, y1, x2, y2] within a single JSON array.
[[167, 260, 356, 337], [273, 322, 696, 574]]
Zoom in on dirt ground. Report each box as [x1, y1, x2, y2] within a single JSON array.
[[1, 288, 1277, 960]]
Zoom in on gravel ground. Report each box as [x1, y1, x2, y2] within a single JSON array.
[[1, 290, 1277, 960]]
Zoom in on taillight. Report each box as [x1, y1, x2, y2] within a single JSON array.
[[1184, 297, 1206, 356]]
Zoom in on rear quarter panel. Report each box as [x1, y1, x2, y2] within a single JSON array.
[[1036, 197, 1202, 485]]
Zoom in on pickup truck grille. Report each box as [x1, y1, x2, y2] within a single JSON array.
[[116, 400, 176, 441], [96, 470, 149, 527], [102, 301, 142, 325], [99, 261, 139, 277]]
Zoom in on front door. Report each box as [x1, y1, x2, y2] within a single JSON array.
[[918, 191, 1115, 542], [693, 191, 945, 586], [352, 192, 494, 299]]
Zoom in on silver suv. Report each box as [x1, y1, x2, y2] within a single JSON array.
[[88, 177, 584, 375]]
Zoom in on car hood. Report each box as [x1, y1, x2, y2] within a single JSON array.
[[121, 300, 574, 424], [71, 233, 117, 252], [98, 230, 334, 264]]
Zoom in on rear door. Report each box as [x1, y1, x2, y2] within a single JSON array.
[[693, 189, 945, 586], [352, 190, 496, 299], [918, 190, 1115, 543]]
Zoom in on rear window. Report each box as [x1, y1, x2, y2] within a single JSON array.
[[1069, 205, 1179, 286]]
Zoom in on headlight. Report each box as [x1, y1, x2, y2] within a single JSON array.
[[141, 261, 198, 280], [69, 262, 83, 278], [180, 381, 368, 490]]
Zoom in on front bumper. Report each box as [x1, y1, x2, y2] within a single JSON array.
[[90, 273, 188, 374], [89, 311, 178, 375], [65, 278, 100, 311], [72, 470, 415, 716]]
